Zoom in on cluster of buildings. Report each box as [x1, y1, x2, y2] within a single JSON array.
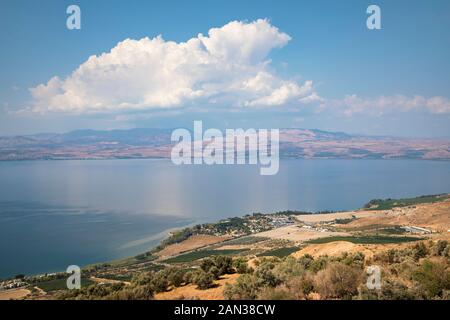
[[0, 279, 28, 291], [301, 225, 330, 233], [400, 226, 432, 234]]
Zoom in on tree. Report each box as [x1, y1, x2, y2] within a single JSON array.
[[150, 271, 169, 292], [209, 266, 221, 280], [200, 258, 215, 273], [214, 256, 233, 275], [255, 262, 280, 287], [233, 258, 252, 274], [168, 269, 185, 287], [193, 270, 215, 290]]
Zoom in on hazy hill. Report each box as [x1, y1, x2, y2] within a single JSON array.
[[0, 128, 449, 160]]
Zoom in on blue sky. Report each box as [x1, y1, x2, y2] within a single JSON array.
[[0, 0, 449, 137]]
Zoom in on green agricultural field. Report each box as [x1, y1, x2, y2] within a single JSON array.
[[34, 277, 95, 292], [257, 246, 299, 258], [163, 249, 249, 263], [223, 236, 269, 245], [306, 235, 423, 245], [364, 194, 449, 211], [95, 274, 133, 282]]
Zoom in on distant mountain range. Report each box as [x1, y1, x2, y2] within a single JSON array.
[[0, 128, 449, 160]]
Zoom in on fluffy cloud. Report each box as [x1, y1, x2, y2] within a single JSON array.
[[323, 94, 450, 116], [30, 19, 319, 114]]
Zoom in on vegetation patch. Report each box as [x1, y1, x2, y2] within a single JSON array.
[[364, 194, 449, 211], [163, 249, 249, 264], [306, 235, 423, 245], [257, 246, 299, 258], [34, 277, 94, 292], [223, 236, 269, 246]]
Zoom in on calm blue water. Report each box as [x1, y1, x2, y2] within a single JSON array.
[[0, 159, 449, 278]]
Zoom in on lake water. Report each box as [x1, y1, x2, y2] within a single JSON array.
[[1, 159, 449, 278]]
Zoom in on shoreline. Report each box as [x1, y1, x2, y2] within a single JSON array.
[[2, 193, 448, 282]]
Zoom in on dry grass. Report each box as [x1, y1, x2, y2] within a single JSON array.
[[155, 273, 239, 300], [293, 210, 385, 223], [0, 288, 31, 300], [156, 234, 231, 259], [340, 201, 450, 232]]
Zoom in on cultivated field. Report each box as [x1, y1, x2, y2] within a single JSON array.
[[293, 210, 385, 223], [253, 224, 349, 242], [155, 234, 230, 259], [341, 200, 450, 232]]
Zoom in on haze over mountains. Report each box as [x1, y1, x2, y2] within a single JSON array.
[[0, 128, 449, 161]]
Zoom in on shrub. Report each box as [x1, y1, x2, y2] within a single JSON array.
[[254, 261, 281, 287], [297, 254, 314, 270], [257, 286, 296, 300], [233, 258, 253, 274], [214, 256, 234, 275], [106, 284, 154, 300], [285, 273, 315, 299], [150, 271, 169, 292], [200, 258, 215, 273], [412, 260, 450, 299], [336, 252, 365, 269], [168, 269, 185, 287], [432, 240, 448, 256], [183, 271, 195, 285], [413, 242, 428, 261], [315, 262, 364, 299], [223, 274, 261, 300], [273, 257, 305, 282], [193, 270, 215, 290], [131, 272, 153, 286], [308, 255, 329, 273], [209, 266, 221, 280]]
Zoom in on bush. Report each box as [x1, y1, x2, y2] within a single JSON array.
[[254, 261, 281, 287], [183, 271, 195, 285], [193, 271, 215, 290], [413, 242, 428, 261], [106, 284, 154, 300], [200, 258, 215, 273], [315, 262, 363, 299], [223, 274, 261, 300], [412, 260, 450, 299], [257, 286, 296, 300], [233, 258, 253, 274], [214, 256, 234, 275], [209, 266, 221, 280], [131, 272, 153, 286], [285, 274, 315, 299], [168, 269, 185, 287], [297, 254, 314, 270], [272, 257, 304, 282], [150, 271, 169, 292], [308, 256, 329, 273], [336, 252, 365, 269], [432, 240, 448, 256]]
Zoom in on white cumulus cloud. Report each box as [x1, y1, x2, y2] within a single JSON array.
[[323, 94, 450, 116], [30, 19, 319, 114]]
